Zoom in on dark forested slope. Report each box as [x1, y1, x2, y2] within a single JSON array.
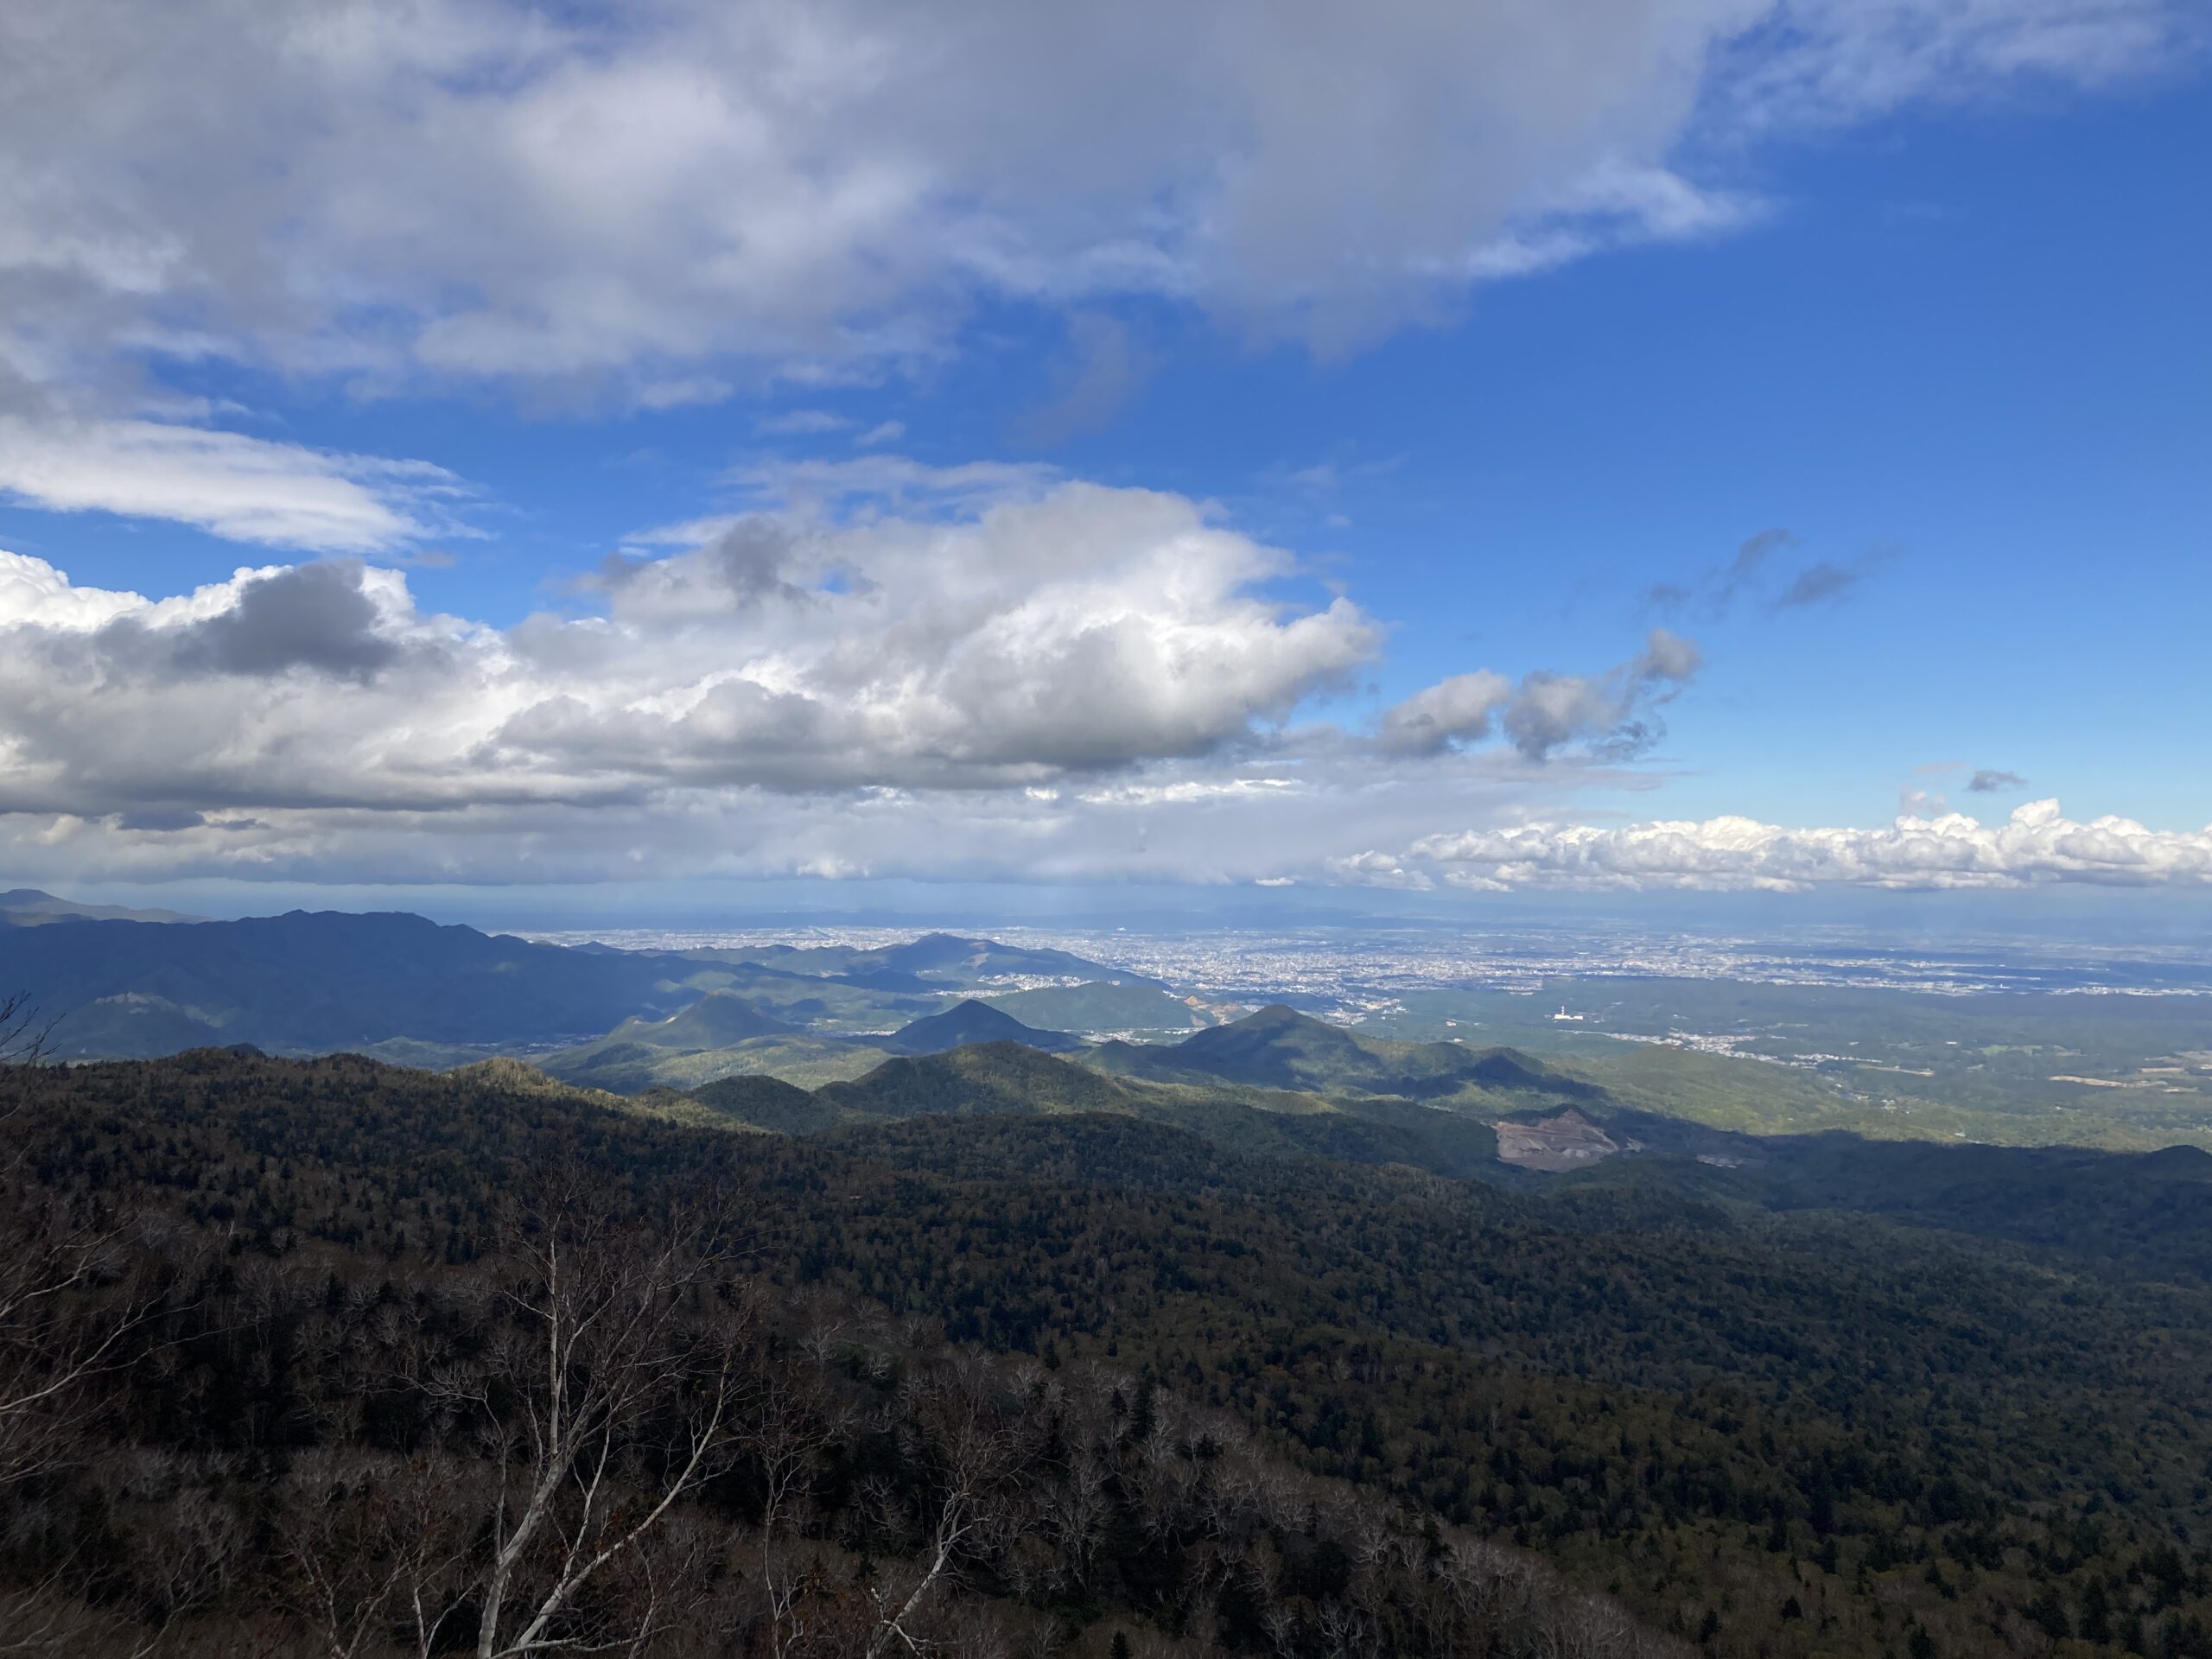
[[0, 910, 700, 1053], [5, 1052, 2212, 1656]]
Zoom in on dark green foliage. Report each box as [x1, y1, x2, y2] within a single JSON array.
[[1580, 1133, 2212, 1282], [818, 1041, 1133, 1116], [0, 1053, 1673, 1657], [880, 1000, 1084, 1056], [1091, 1003, 1605, 1107], [687, 1071, 852, 1133], [7, 1051, 2212, 1656], [983, 979, 1207, 1035]]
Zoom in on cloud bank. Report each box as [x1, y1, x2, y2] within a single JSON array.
[[3, 0, 2196, 411], [0, 477, 1700, 887], [0, 1, 2191, 545], [4, 498, 2196, 897], [1375, 800, 2212, 892]]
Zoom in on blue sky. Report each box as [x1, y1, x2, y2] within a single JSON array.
[[0, 2, 2207, 912]]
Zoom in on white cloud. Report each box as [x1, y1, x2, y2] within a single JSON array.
[[1402, 799, 2212, 891], [1713, 0, 2196, 128], [0, 474, 1711, 887], [1325, 849, 1437, 892], [0, 416, 463, 552], [1, 0, 2193, 407], [0, 481, 1377, 812]]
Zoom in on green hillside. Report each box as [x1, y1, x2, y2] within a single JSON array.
[[602, 988, 795, 1047], [816, 1039, 1132, 1117], [983, 977, 1212, 1033], [880, 996, 1081, 1054], [1090, 1002, 1606, 1109], [538, 1032, 897, 1092]]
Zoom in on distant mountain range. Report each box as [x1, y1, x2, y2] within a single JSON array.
[[0, 887, 201, 925], [0, 899, 1162, 1066], [701, 930, 1159, 988], [0, 899, 1940, 1188], [2, 896, 1707, 1185], [0, 908, 696, 1055]]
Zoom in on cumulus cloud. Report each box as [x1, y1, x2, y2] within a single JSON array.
[[0, 473, 1719, 886], [159, 562, 405, 682], [1375, 671, 1515, 756], [1399, 799, 2212, 891], [1968, 767, 2028, 792], [1325, 849, 1436, 891], [1, 0, 2194, 411], [0, 484, 1385, 819]]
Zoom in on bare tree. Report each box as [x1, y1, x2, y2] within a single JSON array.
[[0, 1192, 139, 1491], [862, 1365, 1019, 1659], [0, 990, 55, 1068], [283, 1449, 480, 1659], [443, 1166, 753, 1659], [0, 996, 165, 1494], [286, 1166, 758, 1659], [749, 1372, 848, 1659]]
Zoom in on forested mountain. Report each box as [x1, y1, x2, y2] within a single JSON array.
[[0, 909, 1141, 1072], [7, 1049, 2212, 1656], [884, 999, 1084, 1056], [2, 1052, 1684, 1659], [1091, 1004, 1605, 1106], [0, 909, 699, 1054]]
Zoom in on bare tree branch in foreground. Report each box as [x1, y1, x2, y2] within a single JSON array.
[[294, 1164, 755, 1659]]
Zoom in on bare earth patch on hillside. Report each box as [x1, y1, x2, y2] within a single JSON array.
[[1496, 1108, 1620, 1171]]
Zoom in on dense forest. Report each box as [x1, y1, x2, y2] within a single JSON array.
[[4, 1047, 2212, 1656]]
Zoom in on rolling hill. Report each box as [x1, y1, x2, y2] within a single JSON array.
[[685, 1039, 1514, 1178], [1091, 1002, 1607, 1106], [581, 989, 795, 1049], [982, 976, 1214, 1033], [879, 997, 1082, 1055], [817, 1039, 1131, 1117]]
